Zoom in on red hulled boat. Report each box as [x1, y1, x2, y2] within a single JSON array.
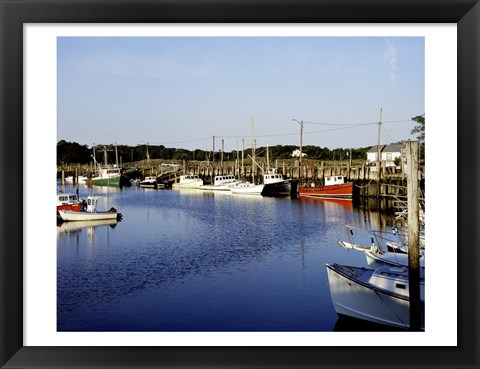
[[57, 193, 83, 214], [298, 175, 353, 200]]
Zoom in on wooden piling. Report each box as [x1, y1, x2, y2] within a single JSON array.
[[406, 140, 421, 331]]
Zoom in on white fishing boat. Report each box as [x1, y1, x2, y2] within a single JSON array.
[[172, 174, 204, 189], [90, 145, 122, 187], [326, 263, 425, 330], [338, 225, 425, 268], [139, 176, 158, 189], [58, 196, 122, 222], [229, 181, 264, 195], [249, 148, 291, 197], [199, 175, 240, 191]]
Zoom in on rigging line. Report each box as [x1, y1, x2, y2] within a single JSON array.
[[303, 121, 378, 126], [303, 119, 412, 126], [305, 124, 377, 134], [381, 128, 395, 143]]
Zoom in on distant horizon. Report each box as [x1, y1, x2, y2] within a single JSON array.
[[57, 137, 414, 153]]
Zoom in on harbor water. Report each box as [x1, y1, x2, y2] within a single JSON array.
[[57, 184, 400, 332]]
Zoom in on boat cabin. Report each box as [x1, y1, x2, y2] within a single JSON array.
[[86, 196, 101, 213], [180, 175, 201, 182], [324, 176, 347, 186], [213, 175, 237, 185], [264, 173, 284, 184], [57, 193, 80, 206]]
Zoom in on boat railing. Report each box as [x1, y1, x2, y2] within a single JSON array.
[[342, 224, 424, 255]]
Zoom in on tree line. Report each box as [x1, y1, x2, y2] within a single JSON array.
[[58, 115, 425, 165], [57, 140, 383, 165]]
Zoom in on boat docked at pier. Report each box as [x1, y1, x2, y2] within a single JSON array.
[[90, 145, 122, 187], [58, 195, 122, 222], [260, 169, 291, 197], [326, 263, 425, 330], [172, 174, 204, 189], [229, 181, 264, 195], [139, 176, 158, 189], [298, 175, 353, 200], [199, 175, 240, 191]]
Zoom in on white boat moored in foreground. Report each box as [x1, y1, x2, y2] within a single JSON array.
[[326, 263, 425, 330], [58, 196, 122, 222]]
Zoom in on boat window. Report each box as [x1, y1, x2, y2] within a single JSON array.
[[59, 196, 68, 201]]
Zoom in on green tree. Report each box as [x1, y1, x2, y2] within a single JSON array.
[[411, 114, 425, 143]]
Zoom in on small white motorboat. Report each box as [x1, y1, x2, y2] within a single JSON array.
[[58, 196, 122, 222], [326, 263, 425, 330], [139, 176, 158, 189]]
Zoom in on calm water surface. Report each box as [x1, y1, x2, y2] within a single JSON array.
[[57, 185, 396, 332]]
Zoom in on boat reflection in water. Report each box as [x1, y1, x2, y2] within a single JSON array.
[[297, 196, 353, 211], [333, 315, 404, 332], [57, 218, 119, 235]]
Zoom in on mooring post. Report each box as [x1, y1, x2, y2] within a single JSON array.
[[406, 140, 421, 330]]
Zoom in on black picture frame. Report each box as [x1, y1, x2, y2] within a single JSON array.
[[1, 1, 478, 368]]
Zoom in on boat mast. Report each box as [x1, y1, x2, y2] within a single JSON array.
[[266, 144, 270, 172], [251, 116, 255, 183], [103, 146, 108, 166]]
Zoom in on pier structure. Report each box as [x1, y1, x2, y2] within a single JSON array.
[[58, 157, 424, 201]]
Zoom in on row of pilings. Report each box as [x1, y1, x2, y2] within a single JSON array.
[[59, 158, 424, 201]]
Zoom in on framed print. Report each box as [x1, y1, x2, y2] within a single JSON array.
[[1, 0, 479, 368]]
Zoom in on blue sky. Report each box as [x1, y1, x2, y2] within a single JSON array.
[[57, 36, 424, 151]]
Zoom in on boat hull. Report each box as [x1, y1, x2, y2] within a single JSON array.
[[92, 175, 121, 187], [58, 210, 120, 222], [326, 263, 424, 330], [139, 181, 157, 189], [261, 180, 291, 197], [230, 183, 264, 195], [172, 181, 203, 189], [57, 203, 81, 213], [298, 182, 353, 199]]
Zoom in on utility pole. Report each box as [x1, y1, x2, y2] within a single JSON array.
[[406, 140, 421, 330]]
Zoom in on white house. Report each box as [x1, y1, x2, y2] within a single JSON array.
[[291, 149, 307, 158], [366, 144, 405, 167]]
